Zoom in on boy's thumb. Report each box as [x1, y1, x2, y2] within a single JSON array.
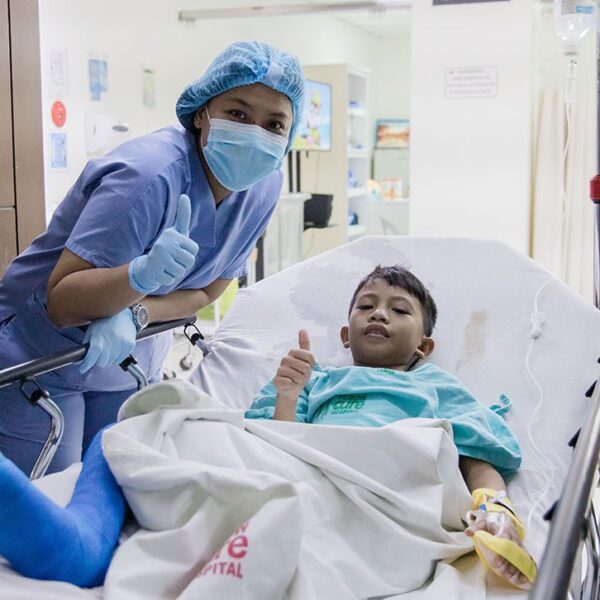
[[175, 194, 192, 235], [298, 329, 311, 351]]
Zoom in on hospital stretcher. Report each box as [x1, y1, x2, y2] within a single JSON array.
[[0, 236, 599, 599]]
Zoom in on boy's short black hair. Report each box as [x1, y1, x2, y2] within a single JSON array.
[[348, 265, 438, 336]]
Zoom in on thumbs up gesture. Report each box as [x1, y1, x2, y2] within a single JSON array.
[[274, 329, 316, 405], [128, 194, 199, 294]]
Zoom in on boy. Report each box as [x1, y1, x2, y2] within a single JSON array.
[[246, 265, 533, 588], [0, 266, 534, 589]]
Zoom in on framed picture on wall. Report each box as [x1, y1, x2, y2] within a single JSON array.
[[374, 119, 410, 149]]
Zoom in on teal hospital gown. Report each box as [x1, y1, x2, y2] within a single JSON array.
[[245, 362, 521, 475]]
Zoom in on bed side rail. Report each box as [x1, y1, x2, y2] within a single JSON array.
[[0, 317, 206, 389], [529, 363, 600, 599], [0, 317, 207, 479]]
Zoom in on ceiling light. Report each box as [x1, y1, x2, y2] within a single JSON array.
[[179, 1, 410, 21]]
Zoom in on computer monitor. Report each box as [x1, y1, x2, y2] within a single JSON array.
[[292, 79, 332, 152]]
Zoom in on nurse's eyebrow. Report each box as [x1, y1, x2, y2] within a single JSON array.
[[228, 97, 290, 121], [269, 111, 290, 120], [228, 97, 253, 109]]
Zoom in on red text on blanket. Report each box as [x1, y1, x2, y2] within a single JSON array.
[[198, 522, 249, 579]]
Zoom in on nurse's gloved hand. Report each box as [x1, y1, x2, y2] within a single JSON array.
[[128, 194, 198, 294], [79, 309, 137, 374]]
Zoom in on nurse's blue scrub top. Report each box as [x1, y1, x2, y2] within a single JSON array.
[[0, 125, 282, 391]]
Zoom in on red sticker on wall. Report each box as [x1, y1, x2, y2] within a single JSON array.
[[51, 101, 67, 128]]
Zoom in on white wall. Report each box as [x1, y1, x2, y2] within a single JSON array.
[[38, 0, 375, 219], [369, 35, 411, 148], [409, 1, 534, 253]]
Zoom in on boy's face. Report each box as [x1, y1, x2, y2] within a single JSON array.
[[340, 279, 434, 371]]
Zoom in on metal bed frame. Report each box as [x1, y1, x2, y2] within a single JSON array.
[[0, 305, 597, 597], [531, 11, 600, 598], [0, 317, 208, 481]]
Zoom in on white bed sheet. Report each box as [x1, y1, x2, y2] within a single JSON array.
[[191, 236, 600, 597], [2, 236, 599, 598]]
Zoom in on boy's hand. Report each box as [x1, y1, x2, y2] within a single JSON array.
[[274, 329, 315, 403], [465, 509, 536, 589]]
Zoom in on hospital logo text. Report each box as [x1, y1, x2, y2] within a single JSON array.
[[198, 521, 249, 579], [313, 394, 367, 421]]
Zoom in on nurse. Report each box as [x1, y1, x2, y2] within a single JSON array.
[[0, 41, 304, 475]]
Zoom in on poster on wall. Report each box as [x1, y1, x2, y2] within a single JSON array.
[[374, 119, 410, 149], [50, 132, 67, 169], [292, 79, 332, 152], [445, 66, 497, 99], [143, 68, 156, 108], [49, 48, 67, 98], [89, 52, 108, 101]]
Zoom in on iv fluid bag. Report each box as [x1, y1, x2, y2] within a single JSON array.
[[554, 0, 594, 44]]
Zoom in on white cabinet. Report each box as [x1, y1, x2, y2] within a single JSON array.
[[366, 199, 409, 236], [346, 67, 371, 240], [373, 147, 410, 194], [297, 64, 370, 259], [264, 192, 310, 277]]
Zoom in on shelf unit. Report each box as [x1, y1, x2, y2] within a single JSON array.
[[347, 224, 366, 241], [346, 66, 370, 241], [297, 63, 370, 259], [347, 186, 366, 198]]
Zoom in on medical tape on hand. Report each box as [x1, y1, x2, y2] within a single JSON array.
[[472, 530, 538, 587], [471, 488, 525, 540]]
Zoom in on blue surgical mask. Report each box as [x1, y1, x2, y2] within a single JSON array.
[[201, 111, 288, 192]]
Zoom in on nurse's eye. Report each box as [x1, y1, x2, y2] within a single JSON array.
[[268, 120, 287, 134], [228, 109, 247, 121]]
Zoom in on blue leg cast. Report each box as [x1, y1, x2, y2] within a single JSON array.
[[0, 427, 126, 587]]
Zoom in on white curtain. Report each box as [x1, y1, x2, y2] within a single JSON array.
[[531, 60, 596, 303]]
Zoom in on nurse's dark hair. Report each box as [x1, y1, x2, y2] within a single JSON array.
[[348, 265, 438, 336]]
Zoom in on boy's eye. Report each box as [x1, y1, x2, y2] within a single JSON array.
[[392, 308, 408, 314], [357, 304, 372, 310]]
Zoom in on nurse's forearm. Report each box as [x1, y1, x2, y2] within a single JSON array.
[[47, 264, 144, 327], [142, 289, 212, 323]]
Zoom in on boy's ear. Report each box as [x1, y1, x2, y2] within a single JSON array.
[[340, 326, 350, 349], [415, 337, 435, 360]]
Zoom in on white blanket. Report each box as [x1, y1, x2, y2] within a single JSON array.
[[100, 380, 487, 600]]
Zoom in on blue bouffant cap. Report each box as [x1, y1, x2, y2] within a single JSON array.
[[176, 41, 304, 153]]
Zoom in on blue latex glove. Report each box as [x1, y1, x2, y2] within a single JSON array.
[[79, 309, 137, 374], [128, 194, 199, 294]]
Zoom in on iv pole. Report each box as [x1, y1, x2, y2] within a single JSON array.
[[591, 0, 600, 309]]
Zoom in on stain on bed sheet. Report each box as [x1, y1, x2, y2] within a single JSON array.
[[455, 310, 488, 371]]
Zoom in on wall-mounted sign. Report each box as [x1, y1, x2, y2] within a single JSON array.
[[143, 68, 156, 108], [434, 0, 509, 4], [89, 52, 108, 102], [50, 132, 67, 169], [445, 66, 498, 99], [49, 48, 67, 97], [51, 101, 67, 127]]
